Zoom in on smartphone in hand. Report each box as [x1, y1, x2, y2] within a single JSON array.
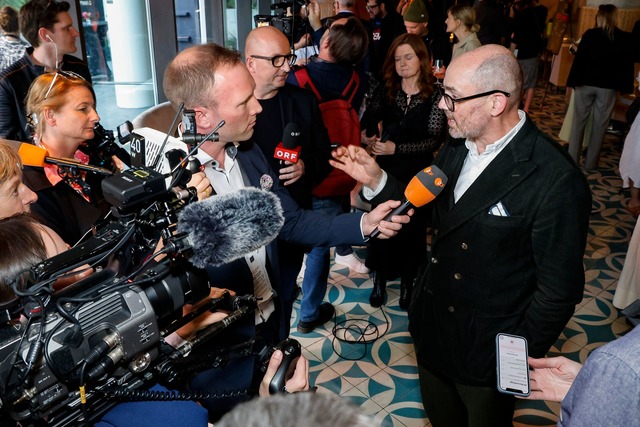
[[496, 333, 530, 397]]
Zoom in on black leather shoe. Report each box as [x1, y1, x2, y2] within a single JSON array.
[[399, 277, 413, 310], [297, 302, 335, 334], [369, 273, 387, 308]]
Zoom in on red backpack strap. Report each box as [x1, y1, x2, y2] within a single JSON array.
[[294, 67, 322, 101], [340, 70, 360, 105]]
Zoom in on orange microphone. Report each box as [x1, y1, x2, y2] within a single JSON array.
[[366, 165, 447, 241], [7, 140, 112, 175]]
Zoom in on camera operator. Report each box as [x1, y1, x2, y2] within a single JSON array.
[[22, 72, 211, 245], [0, 214, 212, 426], [0, 212, 311, 426]]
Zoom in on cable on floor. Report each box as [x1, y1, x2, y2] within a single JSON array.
[[330, 307, 390, 361]]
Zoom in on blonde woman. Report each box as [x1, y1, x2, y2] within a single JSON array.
[[445, 4, 481, 60]]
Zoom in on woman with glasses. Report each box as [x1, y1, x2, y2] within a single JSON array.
[[566, 3, 634, 170], [20, 72, 110, 245], [360, 33, 447, 309]]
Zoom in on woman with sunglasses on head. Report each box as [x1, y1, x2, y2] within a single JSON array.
[[23, 72, 212, 247], [21, 71, 111, 246], [0, 0, 90, 142], [360, 33, 447, 310]]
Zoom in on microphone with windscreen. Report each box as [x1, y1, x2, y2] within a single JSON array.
[[273, 123, 301, 165], [366, 165, 447, 241]]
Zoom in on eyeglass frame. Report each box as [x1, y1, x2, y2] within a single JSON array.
[[366, 3, 379, 11], [440, 89, 511, 112], [249, 54, 297, 68], [44, 70, 87, 100]]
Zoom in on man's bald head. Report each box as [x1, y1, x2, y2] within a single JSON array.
[[245, 26, 290, 59], [448, 44, 523, 110], [244, 26, 293, 99]]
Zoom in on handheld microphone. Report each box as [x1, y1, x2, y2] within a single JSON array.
[[273, 123, 301, 165], [9, 140, 113, 176], [175, 187, 285, 268], [366, 165, 447, 241]]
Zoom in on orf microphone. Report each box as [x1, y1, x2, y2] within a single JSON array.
[[9, 140, 113, 176], [176, 187, 285, 268], [273, 123, 301, 165], [366, 165, 447, 241]]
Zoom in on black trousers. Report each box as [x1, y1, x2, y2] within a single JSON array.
[[418, 364, 516, 427]]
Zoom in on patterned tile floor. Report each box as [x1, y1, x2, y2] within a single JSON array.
[[288, 83, 635, 427]]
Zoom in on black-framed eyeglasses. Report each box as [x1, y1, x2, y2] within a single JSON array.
[[44, 70, 87, 99], [366, 3, 379, 11], [440, 89, 510, 112], [250, 54, 297, 68]]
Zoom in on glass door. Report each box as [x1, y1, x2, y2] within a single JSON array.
[[79, 0, 154, 130]]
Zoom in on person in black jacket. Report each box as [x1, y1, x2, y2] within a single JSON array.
[[331, 44, 591, 427], [245, 25, 335, 337], [566, 4, 634, 170], [0, 0, 91, 142], [367, 0, 406, 78]]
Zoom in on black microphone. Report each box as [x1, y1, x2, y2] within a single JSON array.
[[367, 165, 448, 241], [273, 123, 301, 166], [176, 188, 285, 268]]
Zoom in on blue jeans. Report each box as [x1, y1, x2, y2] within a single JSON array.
[[299, 196, 351, 321]]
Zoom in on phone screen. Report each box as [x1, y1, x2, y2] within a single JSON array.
[[496, 333, 530, 396]]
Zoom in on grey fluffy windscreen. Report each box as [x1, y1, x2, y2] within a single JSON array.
[[177, 188, 284, 268]]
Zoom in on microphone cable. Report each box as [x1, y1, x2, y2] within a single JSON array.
[[330, 306, 390, 361]]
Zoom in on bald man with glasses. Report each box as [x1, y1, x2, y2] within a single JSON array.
[[245, 25, 336, 338], [330, 44, 592, 427]]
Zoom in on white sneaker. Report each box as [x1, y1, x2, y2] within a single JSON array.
[[334, 253, 370, 274]]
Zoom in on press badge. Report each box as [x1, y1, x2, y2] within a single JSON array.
[[245, 249, 274, 324]]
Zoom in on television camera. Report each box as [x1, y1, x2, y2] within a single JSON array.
[[0, 111, 288, 426], [254, 0, 310, 43]]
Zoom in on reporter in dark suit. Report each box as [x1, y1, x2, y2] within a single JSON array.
[[330, 44, 592, 427], [163, 43, 409, 418]]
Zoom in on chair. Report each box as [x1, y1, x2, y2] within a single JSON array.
[[131, 101, 180, 136]]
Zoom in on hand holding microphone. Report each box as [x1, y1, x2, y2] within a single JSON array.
[[273, 123, 304, 185], [366, 165, 448, 241]]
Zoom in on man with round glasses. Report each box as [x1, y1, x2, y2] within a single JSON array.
[[0, 0, 90, 142], [330, 44, 592, 426]]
